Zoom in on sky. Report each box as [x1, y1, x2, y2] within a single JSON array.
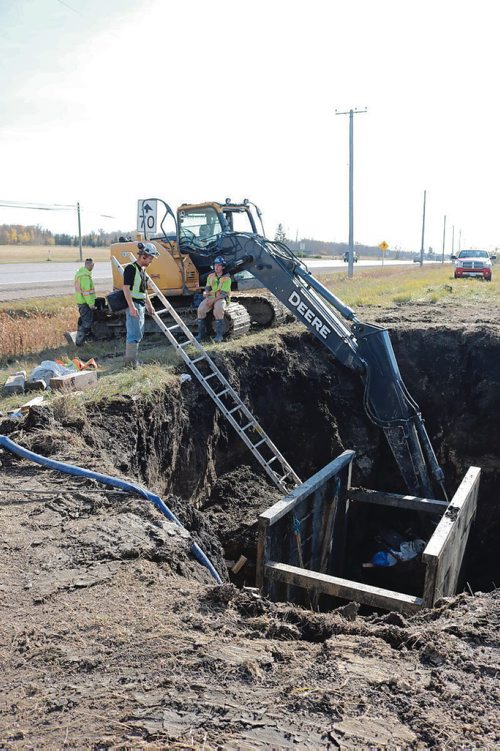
[[1, 0, 499, 252]]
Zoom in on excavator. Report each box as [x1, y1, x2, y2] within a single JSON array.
[[118, 197, 445, 502], [89, 199, 288, 341]]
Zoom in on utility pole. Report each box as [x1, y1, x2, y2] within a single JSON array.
[[441, 215, 446, 264], [77, 202, 83, 262], [452, 225, 455, 256], [458, 229, 462, 252], [419, 190, 427, 266], [335, 107, 367, 279]]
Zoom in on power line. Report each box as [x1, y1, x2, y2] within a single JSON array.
[[0, 203, 75, 211], [0, 201, 115, 219], [0, 200, 75, 209], [54, 0, 123, 42], [55, 0, 86, 18]]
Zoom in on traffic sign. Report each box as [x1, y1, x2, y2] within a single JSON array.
[[378, 241, 389, 251], [137, 199, 158, 238]]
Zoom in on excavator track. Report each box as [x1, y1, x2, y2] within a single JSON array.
[[223, 302, 251, 338], [91, 300, 251, 340], [233, 291, 292, 328]]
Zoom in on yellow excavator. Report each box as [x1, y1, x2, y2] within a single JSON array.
[[90, 199, 288, 340]]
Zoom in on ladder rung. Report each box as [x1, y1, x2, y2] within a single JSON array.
[[191, 355, 206, 363], [253, 438, 267, 449], [228, 406, 242, 415], [241, 422, 253, 430], [178, 340, 193, 348], [215, 389, 230, 397], [266, 456, 278, 466], [167, 324, 181, 331], [155, 308, 169, 315], [204, 373, 217, 380]]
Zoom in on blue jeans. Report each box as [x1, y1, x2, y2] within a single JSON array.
[[126, 303, 145, 343]]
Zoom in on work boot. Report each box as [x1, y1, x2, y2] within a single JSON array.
[[213, 319, 225, 343], [124, 342, 139, 368], [196, 318, 207, 342]]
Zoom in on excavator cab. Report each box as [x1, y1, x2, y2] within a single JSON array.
[[177, 201, 262, 289], [177, 200, 259, 256]]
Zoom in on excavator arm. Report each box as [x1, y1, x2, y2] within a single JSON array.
[[214, 232, 446, 500]]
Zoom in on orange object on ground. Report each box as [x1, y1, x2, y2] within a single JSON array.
[[72, 358, 98, 370]]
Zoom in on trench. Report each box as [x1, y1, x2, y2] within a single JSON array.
[[73, 326, 499, 598]]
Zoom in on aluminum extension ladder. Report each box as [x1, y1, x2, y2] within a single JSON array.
[[113, 254, 301, 494]]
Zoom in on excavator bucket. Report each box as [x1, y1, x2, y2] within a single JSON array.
[[353, 321, 444, 499]]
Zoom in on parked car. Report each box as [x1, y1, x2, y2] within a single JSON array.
[[343, 251, 359, 262], [452, 249, 496, 281]]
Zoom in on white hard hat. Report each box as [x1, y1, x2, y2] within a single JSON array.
[[138, 242, 160, 257]]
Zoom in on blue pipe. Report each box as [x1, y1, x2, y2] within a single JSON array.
[[0, 435, 222, 584]]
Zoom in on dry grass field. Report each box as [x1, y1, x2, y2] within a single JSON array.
[[0, 245, 110, 263], [0, 304, 78, 363]]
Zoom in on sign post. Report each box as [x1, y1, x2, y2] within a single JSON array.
[[137, 199, 158, 239], [378, 240, 389, 266]]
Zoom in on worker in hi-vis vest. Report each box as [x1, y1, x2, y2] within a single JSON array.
[[73, 258, 96, 346], [122, 242, 158, 367], [196, 256, 231, 343]]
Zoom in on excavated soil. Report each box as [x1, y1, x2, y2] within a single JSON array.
[[1, 298, 499, 749]]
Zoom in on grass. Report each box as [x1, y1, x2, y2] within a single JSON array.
[[0, 245, 111, 264], [0, 299, 77, 361], [0, 263, 498, 417], [318, 264, 500, 307], [0, 336, 181, 417]]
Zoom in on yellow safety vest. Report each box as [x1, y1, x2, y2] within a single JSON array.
[[74, 267, 96, 306], [206, 272, 231, 302], [130, 263, 147, 300]]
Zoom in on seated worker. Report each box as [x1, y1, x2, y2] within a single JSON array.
[[196, 256, 231, 343], [198, 224, 213, 248]]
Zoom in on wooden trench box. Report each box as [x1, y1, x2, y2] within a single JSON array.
[[256, 451, 480, 613]]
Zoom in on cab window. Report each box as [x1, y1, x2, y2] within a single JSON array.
[[224, 209, 255, 233], [179, 207, 222, 245]]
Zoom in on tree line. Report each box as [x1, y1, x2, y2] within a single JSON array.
[[0, 224, 132, 247], [275, 224, 416, 258]]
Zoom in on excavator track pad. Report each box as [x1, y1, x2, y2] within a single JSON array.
[[233, 292, 291, 328]]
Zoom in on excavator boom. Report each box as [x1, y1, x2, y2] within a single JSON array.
[[215, 232, 446, 499]]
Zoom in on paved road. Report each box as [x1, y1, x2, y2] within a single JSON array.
[[0, 258, 422, 302], [0, 262, 111, 302]]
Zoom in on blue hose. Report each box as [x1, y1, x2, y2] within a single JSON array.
[[0, 435, 222, 584]]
